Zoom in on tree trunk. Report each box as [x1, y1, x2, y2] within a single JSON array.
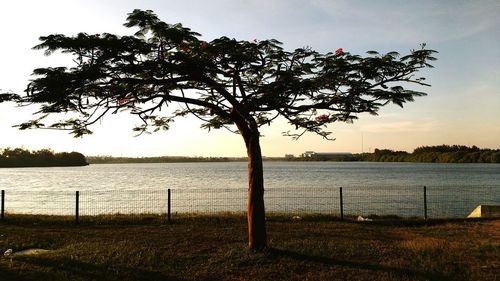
[[245, 130, 267, 250], [232, 109, 267, 250]]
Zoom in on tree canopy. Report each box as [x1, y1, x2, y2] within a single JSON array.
[[0, 9, 436, 249], [1, 9, 435, 139]]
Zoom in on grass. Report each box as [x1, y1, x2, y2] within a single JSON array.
[[0, 214, 499, 281]]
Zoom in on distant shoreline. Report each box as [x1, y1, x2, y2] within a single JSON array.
[[85, 155, 365, 164], [87, 144, 500, 164], [2, 145, 499, 167], [0, 163, 89, 168]]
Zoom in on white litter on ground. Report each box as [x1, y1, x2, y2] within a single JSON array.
[[357, 216, 373, 222], [4, 248, 51, 258], [4, 249, 13, 257]]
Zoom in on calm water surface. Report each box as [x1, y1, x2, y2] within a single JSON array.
[[0, 162, 498, 217], [1, 161, 499, 191]]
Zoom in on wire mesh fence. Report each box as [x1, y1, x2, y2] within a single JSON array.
[[342, 186, 424, 217], [1, 186, 499, 223], [426, 186, 499, 218], [172, 188, 246, 213], [1, 190, 75, 216], [79, 189, 167, 216]]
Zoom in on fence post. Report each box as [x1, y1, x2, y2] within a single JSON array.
[[424, 186, 428, 220], [339, 187, 344, 220], [75, 191, 80, 224], [1, 190, 4, 221], [167, 188, 171, 223]]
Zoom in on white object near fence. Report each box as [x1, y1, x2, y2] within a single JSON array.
[[357, 216, 373, 222]]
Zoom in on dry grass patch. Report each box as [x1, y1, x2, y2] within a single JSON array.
[[400, 236, 448, 252], [0, 215, 499, 280]]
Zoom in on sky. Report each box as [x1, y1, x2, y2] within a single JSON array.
[[0, 0, 499, 157]]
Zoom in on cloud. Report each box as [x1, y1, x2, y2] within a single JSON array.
[[361, 120, 438, 133]]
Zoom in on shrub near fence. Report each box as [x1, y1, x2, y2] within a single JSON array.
[[0, 186, 499, 223]]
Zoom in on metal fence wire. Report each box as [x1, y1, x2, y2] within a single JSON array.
[[0, 186, 499, 222]]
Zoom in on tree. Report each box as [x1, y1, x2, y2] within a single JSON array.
[[0, 147, 88, 167], [0, 10, 436, 250]]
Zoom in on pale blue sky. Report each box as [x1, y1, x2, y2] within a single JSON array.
[[0, 0, 499, 157]]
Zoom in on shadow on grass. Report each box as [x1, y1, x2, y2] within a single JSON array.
[[2, 213, 496, 227], [268, 248, 454, 281], [0, 214, 169, 226], [0, 266, 28, 281], [7, 256, 182, 281]]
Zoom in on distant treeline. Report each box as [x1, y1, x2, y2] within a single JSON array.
[[364, 145, 500, 163], [87, 156, 247, 164], [28, 145, 497, 165], [0, 148, 88, 167]]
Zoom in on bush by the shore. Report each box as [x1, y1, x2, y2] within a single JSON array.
[[364, 145, 500, 163], [0, 147, 88, 167]]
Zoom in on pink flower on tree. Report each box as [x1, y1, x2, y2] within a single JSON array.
[[335, 48, 344, 56], [200, 42, 208, 49], [180, 46, 189, 52], [315, 114, 329, 122], [118, 97, 131, 105]]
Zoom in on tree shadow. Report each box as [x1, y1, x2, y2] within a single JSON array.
[[0, 265, 29, 281], [268, 248, 454, 281], [10, 256, 183, 281]]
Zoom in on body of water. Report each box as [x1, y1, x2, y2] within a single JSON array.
[[0, 162, 499, 217], [1, 161, 500, 190]]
